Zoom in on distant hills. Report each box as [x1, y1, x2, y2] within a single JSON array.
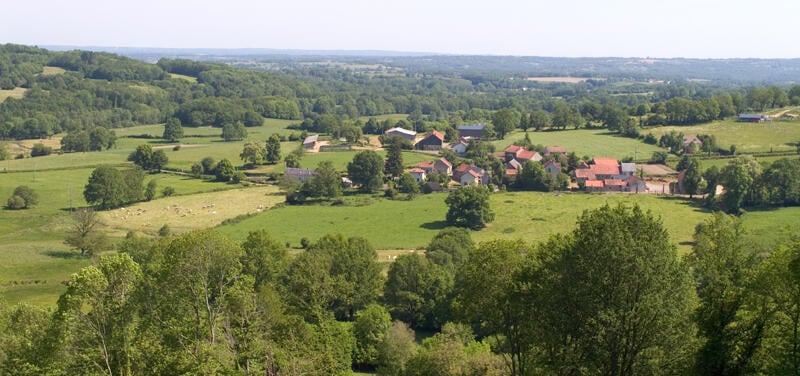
[[38, 45, 800, 84]]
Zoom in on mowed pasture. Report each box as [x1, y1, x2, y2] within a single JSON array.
[[219, 191, 712, 254], [0, 87, 28, 102], [99, 185, 284, 236], [494, 129, 664, 160], [645, 117, 800, 153]]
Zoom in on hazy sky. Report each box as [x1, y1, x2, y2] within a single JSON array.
[[5, 0, 799, 58]]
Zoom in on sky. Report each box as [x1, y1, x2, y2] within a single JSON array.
[[4, 0, 800, 58]]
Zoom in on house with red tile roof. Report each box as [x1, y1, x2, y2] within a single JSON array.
[[434, 158, 453, 175], [543, 160, 562, 177]]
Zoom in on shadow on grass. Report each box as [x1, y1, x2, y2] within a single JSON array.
[[45, 250, 86, 260], [420, 220, 448, 230], [654, 195, 712, 213]]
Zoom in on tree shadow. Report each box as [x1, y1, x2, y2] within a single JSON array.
[[45, 250, 85, 260], [420, 220, 448, 230]]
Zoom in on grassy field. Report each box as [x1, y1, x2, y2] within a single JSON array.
[[219, 191, 713, 253], [494, 129, 664, 160], [644, 117, 800, 154]]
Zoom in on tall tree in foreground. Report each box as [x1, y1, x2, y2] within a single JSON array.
[[528, 204, 696, 375], [688, 213, 764, 376]]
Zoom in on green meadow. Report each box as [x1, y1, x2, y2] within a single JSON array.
[[645, 117, 800, 154], [494, 129, 664, 160]]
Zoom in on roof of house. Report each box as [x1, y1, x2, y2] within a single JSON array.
[[544, 160, 562, 169], [604, 179, 626, 187], [585, 180, 604, 188], [683, 135, 703, 145], [508, 159, 522, 169], [593, 157, 619, 166], [467, 169, 482, 178], [575, 169, 595, 179], [517, 149, 540, 161], [428, 130, 444, 141], [385, 127, 417, 136], [620, 162, 637, 173], [505, 144, 524, 153], [544, 146, 567, 154], [303, 134, 319, 144], [457, 124, 486, 131], [626, 176, 644, 185], [419, 161, 435, 170], [409, 168, 426, 174], [455, 163, 471, 173], [739, 113, 764, 119], [506, 168, 519, 176], [436, 158, 452, 168]]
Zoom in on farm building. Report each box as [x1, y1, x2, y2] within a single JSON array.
[[434, 158, 453, 175], [303, 134, 319, 149], [457, 124, 487, 139], [504, 144, 542, 163], [738, 113, 769, 123], [415, 130, 445, 150], [284, 168, 317, 183], [543, 146, 568, 157], [385, 127, 417, 141]]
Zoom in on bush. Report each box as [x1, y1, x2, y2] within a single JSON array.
[[300, 237, 310, 248], [162, 186, 175, 197], [232, 171, 248, 184], [158, 224, 171, 237], [6, 195, 26, 209], [172, 145, 181, 151], [6, 186, 38, 209], [30, 143, 53, 157], [643, 133, 658, 145]]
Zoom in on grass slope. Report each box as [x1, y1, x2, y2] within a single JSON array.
[[645, 117, 800, 154], [494, 129, 664, 160]]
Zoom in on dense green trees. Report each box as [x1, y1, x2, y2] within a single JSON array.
[[83, 166, 146, 209], [127, 144, 168, 171], [61, 126, 116, 152], [445, 186, 494, 230], [239, 141, 265, 166], [348, 150, 385, 193]]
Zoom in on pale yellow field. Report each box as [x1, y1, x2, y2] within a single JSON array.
[[0, 87, 28, 102], [40, 66, 66, 76], [99, 185, 285, 236]]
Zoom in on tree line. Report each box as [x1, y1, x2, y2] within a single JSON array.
[[1, 204, 799, 375]]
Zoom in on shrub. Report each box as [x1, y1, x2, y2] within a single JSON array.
[[6, 195, 26, 209], [6, 186, 38, 209], [30, 143, 53, 157], [162, 186, 175, 197], [300, 237, 310, 248], [158, 224, 171, 237], [172, 145, 181, 151]]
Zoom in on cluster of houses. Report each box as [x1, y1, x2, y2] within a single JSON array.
[[294, 123, 653, 193], [573, 158, 646, 192]]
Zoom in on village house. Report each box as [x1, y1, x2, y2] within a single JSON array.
[[454, 163, 489, 186], [682, 135, 703, 153], [415, 130, 445, 150], [620, 162, 637, 178], [408, 168, 427, 182], [590, 157, 622, 180], [302, 134, 319, 149], [434, 158, 453, 175], [543, 146, 568, 157], [544, 160, 562, 177], [457, 124, 487, 139], [625, 176, 647, 193], [384, 127, 417, 141], [451, 138, 469, 156]]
